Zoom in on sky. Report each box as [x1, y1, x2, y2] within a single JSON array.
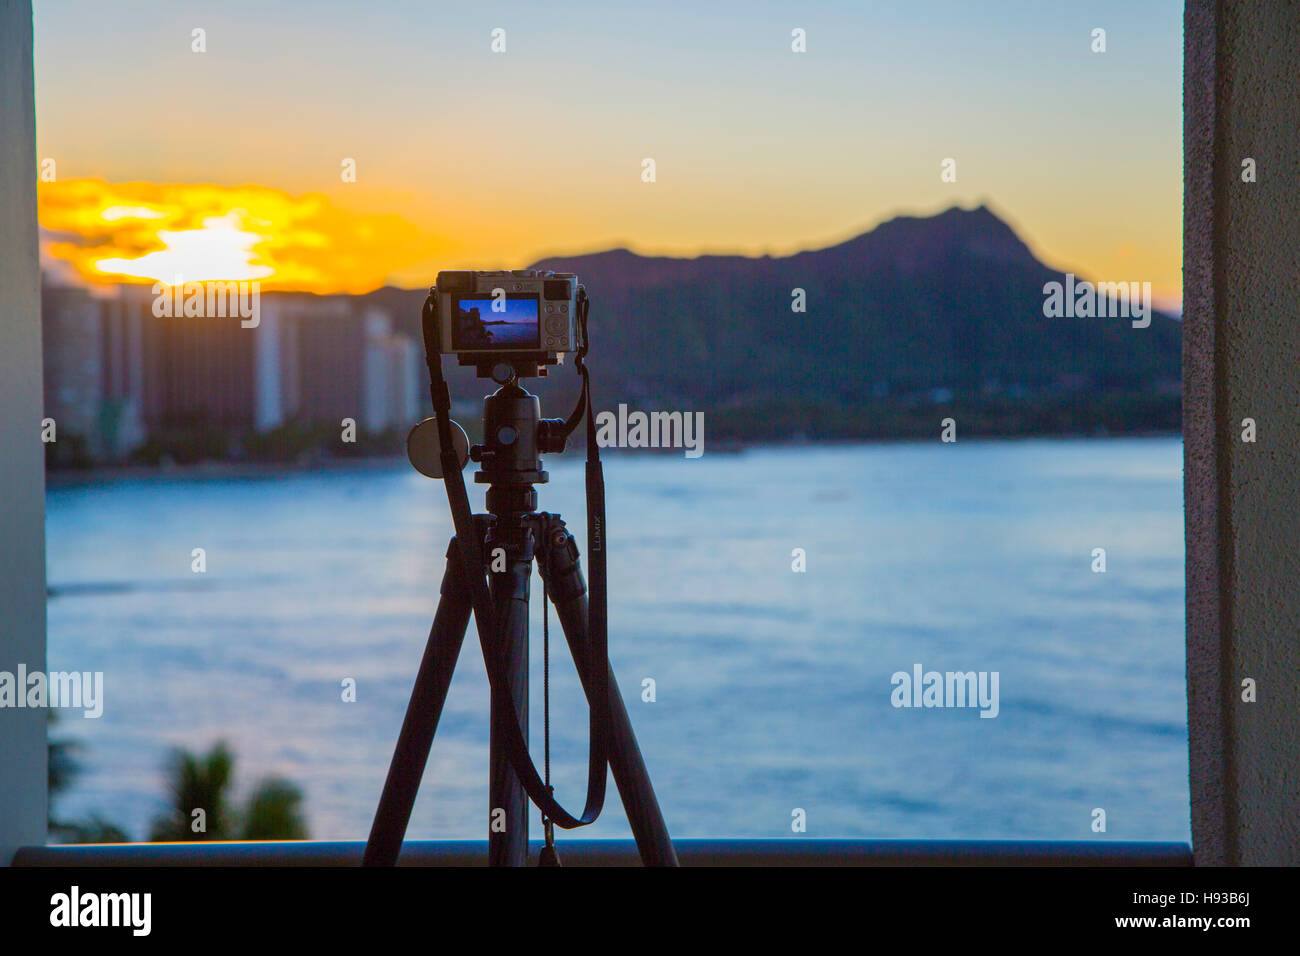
[[33, 0, 1184, 310]]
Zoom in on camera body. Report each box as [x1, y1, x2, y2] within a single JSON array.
[[432, 270, 580, 375]]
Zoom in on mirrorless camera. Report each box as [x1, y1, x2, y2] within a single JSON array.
[[431, 270, 581, 377]]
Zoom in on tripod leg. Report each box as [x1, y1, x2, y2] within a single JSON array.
[[539, 523, 679, 867], [486, 526, 532, 867], [363, 538, 473, 866]]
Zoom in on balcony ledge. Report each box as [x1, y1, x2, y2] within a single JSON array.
[[12, 839, 1193, 867]]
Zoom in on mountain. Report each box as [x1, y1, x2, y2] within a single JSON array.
[[366, 205, 1181, 439]]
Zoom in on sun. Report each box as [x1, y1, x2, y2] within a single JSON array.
[[38, 179, 428, 294], [94, 211, 273, 284]]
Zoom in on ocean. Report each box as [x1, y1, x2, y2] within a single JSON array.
[[44, 437, 1190, 842]]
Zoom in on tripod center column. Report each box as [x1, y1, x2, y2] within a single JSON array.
[[485, 521, 534, 866]]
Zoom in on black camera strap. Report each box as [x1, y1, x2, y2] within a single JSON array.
[[422, 292, 609, 829]]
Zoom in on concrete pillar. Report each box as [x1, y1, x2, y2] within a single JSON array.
[[0, 0, 48, 864], [1184, 0, 1300, 865]]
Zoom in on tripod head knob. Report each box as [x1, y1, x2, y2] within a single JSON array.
[[407, 418, 470, 478], [537, 418, 567, 455]]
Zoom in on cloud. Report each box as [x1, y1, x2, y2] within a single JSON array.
[[38, 178, 429, 293]]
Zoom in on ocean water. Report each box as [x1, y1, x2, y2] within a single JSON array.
[[44, 438, 1190, 843]]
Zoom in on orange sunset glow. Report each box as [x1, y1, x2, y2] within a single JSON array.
[[38, 178, 428, 294]]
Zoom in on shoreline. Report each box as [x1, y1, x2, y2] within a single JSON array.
[[44, 430, 1183, 487]]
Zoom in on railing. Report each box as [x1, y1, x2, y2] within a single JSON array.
[[13, 839, 1193, 867]]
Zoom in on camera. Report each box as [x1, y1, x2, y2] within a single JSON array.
[[431, 270, 580, 375]]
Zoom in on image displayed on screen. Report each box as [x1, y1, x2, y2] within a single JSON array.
[[452, 296, 540, 350]]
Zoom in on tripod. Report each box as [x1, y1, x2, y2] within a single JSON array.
[[363, 376, 677, 866]]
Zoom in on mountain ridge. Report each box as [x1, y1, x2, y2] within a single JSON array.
[[363, 204, 1180, 439]]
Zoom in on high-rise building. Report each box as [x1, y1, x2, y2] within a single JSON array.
[[40, 281, 103, 459], [40, 280, 416, 462], [272, 294, 365, 427], [99, 286, 146, 459], [139, 301, 256, 431], [361, 308, 418, 431]]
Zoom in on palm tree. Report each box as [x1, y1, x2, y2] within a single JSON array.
[[242, 779, 309, 840], [149, 741, 236, 841], [148, 740, 308, 841]]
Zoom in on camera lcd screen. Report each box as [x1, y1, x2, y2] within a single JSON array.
[[451, 295, 540, 351]]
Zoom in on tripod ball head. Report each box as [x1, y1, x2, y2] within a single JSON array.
[[471, 382, 549, 482]]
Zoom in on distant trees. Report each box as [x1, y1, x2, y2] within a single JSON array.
[[47, 713, 130, 843], [124, 421, 405, 468], [148, 741, 308, 842], [48, 722, 308, 844]]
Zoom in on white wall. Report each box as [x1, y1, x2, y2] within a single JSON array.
[[0, 0, 47, 863]]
